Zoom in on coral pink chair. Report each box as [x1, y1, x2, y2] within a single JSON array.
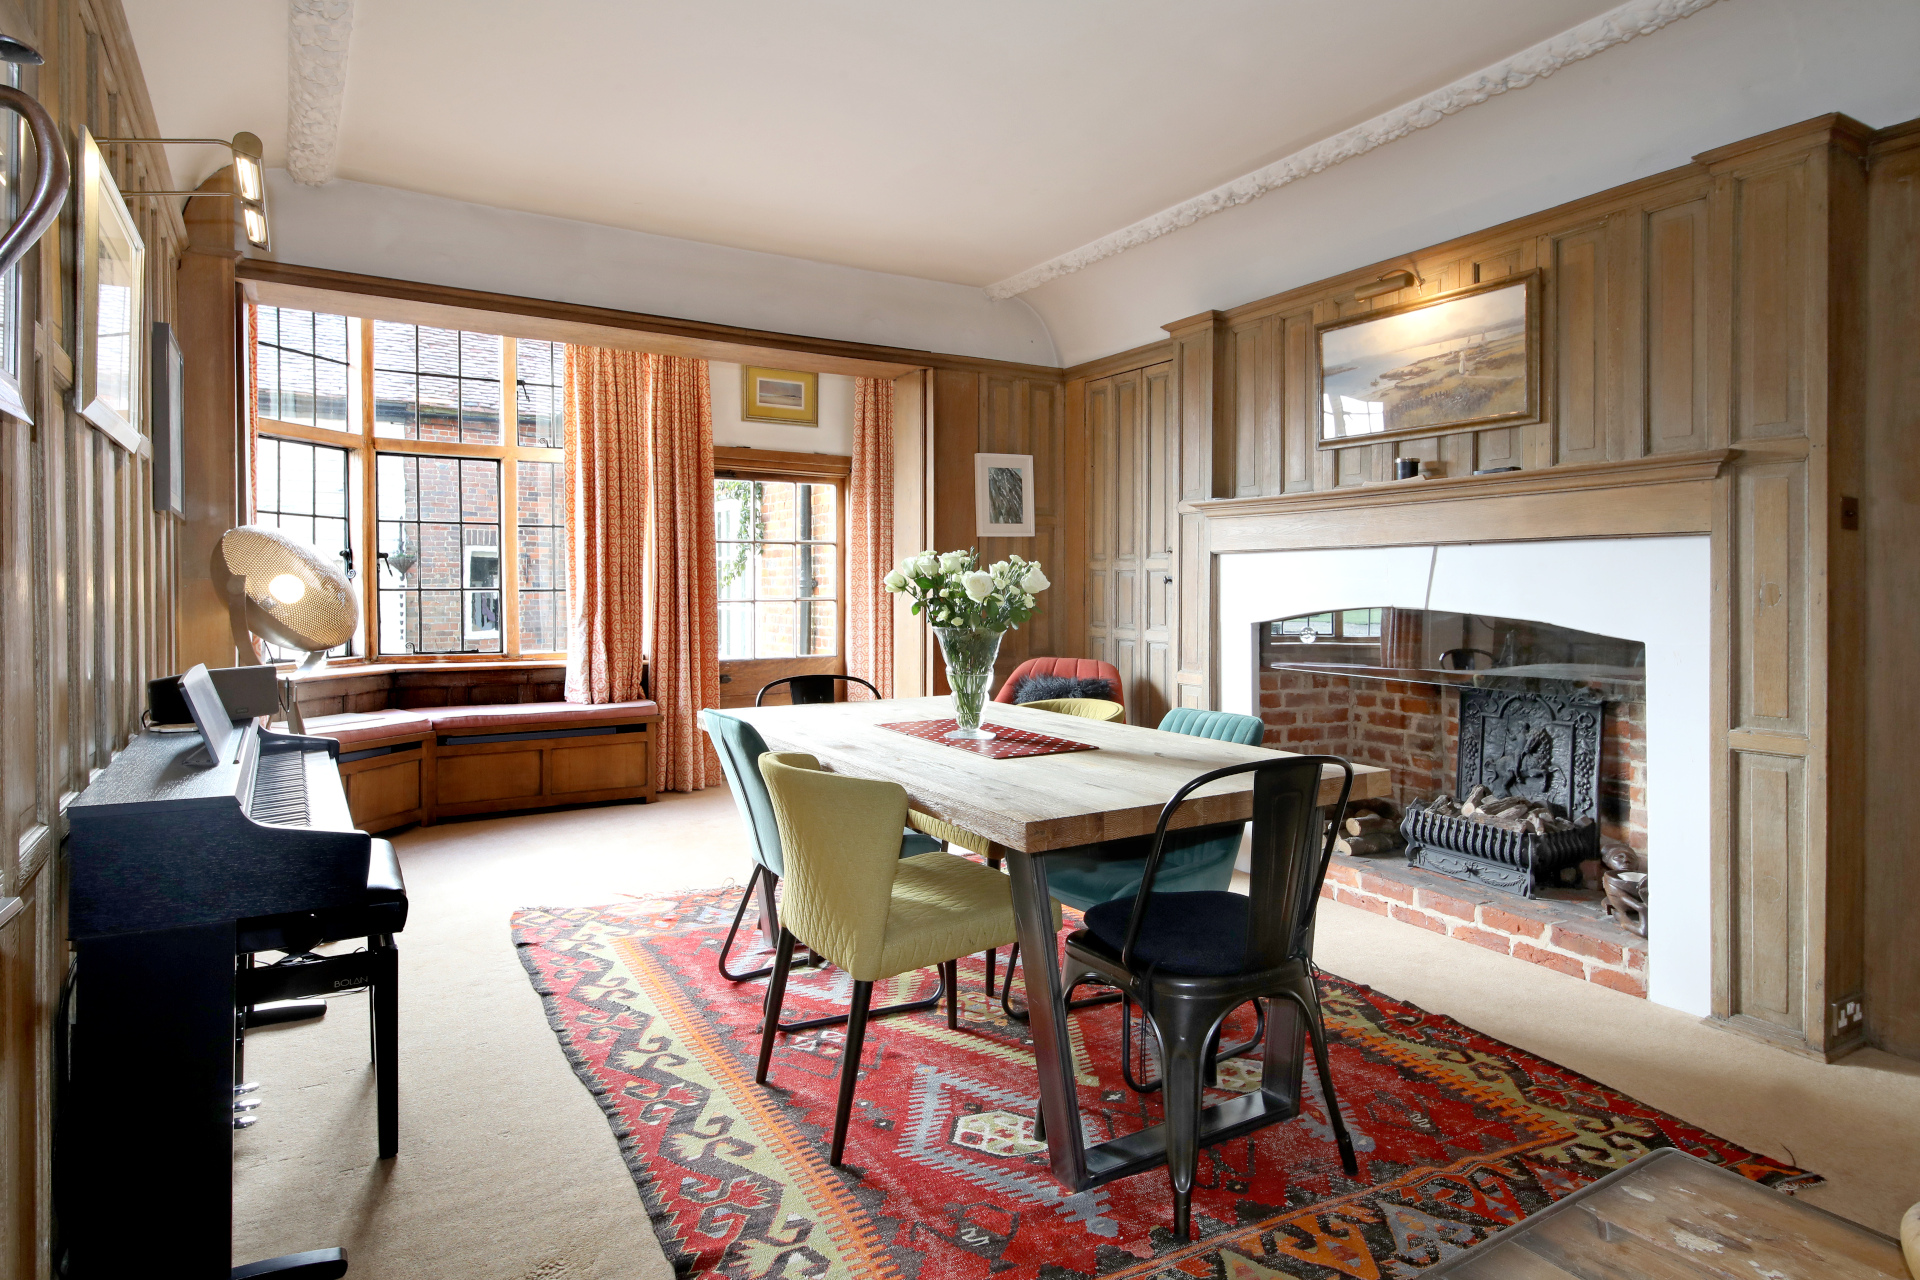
[[994, 657, 1124, 710]]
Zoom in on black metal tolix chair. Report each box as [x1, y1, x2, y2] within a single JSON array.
[[1058, 753, 1359, 1241], [755, 674, 880, 706]]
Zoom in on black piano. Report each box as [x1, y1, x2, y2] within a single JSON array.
[[61, 666, 407, 1279]]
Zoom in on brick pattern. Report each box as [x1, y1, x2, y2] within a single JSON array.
[[1258, 668, 1645, 849], [1322, 859, 1648, 997]]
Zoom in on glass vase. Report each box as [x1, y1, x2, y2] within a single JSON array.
[[933, 626, 1005, 739]]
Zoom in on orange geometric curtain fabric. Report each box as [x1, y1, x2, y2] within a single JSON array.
[[563, 347, 720, 792], [846, 377, 895, 697]]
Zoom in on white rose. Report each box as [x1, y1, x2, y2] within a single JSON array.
[[1020, 565, 1050, 594], [899, 555, 920, 577], [962, 571, 994, 603], [939, 550, 968, 573], [915, 552, 939, 577], [884, 570, 908, 590]]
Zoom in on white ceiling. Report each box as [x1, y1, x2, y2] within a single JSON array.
[[122, 0, 1626, 287]]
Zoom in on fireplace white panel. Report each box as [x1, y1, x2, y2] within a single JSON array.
[[1217, 536, 1713, 1017]]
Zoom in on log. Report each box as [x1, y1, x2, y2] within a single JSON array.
[[1343, 814, 1394, 837], [1335, 831, 1405, 857]]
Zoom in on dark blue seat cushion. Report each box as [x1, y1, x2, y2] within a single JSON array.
[[1082, 890, 1249, 977]]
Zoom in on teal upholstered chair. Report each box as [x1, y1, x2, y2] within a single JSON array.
[[700, 710, 941, 987]]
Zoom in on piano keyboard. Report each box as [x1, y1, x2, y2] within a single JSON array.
[[250, 749, 311, 827]]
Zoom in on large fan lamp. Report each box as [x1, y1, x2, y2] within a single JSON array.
[[213, 526, 359, 731]]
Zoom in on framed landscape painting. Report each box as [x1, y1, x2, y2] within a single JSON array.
[[1316, 272, 1539, 447], [740, 366, 818, 426], [974, 452, 1034, 537]]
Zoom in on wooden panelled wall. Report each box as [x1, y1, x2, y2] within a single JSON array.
[[0, 0, 185, 1274], [1068, 113, 1919, 1062], [927, 367, 1078, 691]]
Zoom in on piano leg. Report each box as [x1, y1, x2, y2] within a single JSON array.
[[370, 935, 399, 1160]]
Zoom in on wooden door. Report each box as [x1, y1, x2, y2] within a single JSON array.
[[1139, 363, 1178, 727]]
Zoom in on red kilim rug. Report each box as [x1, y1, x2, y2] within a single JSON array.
[[511, 888, 1817, 1279]]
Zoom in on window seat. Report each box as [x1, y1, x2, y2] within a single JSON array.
[[306, 699, 660, 832]]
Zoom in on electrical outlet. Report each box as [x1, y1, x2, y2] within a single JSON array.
[[1832, 994, 1865, 1035]]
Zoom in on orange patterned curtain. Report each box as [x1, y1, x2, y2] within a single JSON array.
[[563, 347, 720, 792], [846, 377, 895, 697]]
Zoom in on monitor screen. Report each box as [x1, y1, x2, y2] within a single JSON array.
[[178, 663, 237, 766]]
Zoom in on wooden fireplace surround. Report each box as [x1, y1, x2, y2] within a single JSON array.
[[1066, 113, 1920, 1063]]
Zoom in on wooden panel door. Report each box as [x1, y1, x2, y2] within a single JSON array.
[[1139, 362, 1178, 727]]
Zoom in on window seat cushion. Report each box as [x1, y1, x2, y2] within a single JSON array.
[[304, 709, 435, 746], [420, 700, 660, 733]]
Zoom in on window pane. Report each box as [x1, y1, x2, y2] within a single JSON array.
[[757, 481, 795, 541], [372, 321, 505, 445], [257, 305, 351, 430], [798, 542, 835, 599], [756, 543, 796, 600], [718, 603, 753, 660], [254, 436, 353, 658], [377, 453, 501, 654], [802, 601, 836, 658], [516, 339, 564, 447], [798, 482, 836, 541], [515, 459, 565, 652], [717, 544, 754, 601], [756, 600, 796, 658]]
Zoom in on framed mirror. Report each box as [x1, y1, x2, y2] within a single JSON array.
[[74, 129, 145, 450]]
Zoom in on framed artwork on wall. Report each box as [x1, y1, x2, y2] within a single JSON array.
[[150, 322, 184, 514], [74, 129, 145, 451], [974, 452, 1035, 538], [740, 365, 818, 426], [1316, 271, 1539, 448]]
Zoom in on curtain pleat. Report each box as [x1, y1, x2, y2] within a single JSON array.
[[563, 347, 720, 792], [846, 377, 895, 697]]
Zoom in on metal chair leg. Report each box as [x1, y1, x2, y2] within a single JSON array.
[[771, 964, 944, 1033], [720, 865, 799, 982], [829, 980, 873, 1166], [1288, 974, 1357, 1177], [1000, 942, 1123, 1024], [754, 929, 797, 1084]]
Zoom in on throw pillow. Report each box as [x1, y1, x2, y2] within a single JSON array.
[[1014, 673, 1115, 703]]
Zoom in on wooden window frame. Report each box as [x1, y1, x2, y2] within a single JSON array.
[[712, 446, 851, 706], [253, 311, 566, 665]]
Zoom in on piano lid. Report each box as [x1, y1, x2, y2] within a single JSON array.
[[69, 725, 257, 814]]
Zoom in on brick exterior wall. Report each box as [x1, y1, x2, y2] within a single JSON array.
[[1258, 669, 1646, 851]]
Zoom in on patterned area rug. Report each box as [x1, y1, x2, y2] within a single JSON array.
[[511, 888, 1816, 1279]]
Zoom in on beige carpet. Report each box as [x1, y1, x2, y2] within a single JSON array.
[[233, 789, 1920, 1277]]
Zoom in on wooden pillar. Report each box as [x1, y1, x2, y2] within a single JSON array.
[[174, 168, 243, 670]]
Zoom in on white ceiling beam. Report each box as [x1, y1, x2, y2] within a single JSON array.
[[984, 0, 1723, 301], [287, 0, 354, 185]]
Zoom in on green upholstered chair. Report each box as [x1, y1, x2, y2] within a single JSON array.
[[1022, 697, 1126, 722], [754, 752, 1057, 1166], [700, 709, 940, 984]]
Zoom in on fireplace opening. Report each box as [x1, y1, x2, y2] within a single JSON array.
[[1258, 605, 1651, 993]]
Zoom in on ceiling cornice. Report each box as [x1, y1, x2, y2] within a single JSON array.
[[288, 0, 354, 185], [984, 0, 1723, 301]]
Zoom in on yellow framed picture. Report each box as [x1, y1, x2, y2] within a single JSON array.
[[740, 366, 818, 426]]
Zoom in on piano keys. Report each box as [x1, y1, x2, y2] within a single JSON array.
[[61, 671, 401, 1280]]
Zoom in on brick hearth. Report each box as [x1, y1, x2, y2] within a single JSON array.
[[1322, 854, 1648, 997]]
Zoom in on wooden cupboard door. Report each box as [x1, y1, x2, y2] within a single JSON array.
[[1140, 362, 1178, 728]]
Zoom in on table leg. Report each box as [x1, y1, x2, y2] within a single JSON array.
[[1000, 843, 1089, 1192]]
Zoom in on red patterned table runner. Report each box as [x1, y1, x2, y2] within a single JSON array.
[[877, 717, 1098, 759]]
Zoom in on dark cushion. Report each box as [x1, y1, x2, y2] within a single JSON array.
[[1082, 890, 1248, 977], [1015, 673, 1115, 704]]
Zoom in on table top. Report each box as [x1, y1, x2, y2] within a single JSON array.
[[1425, 1148, 1905, 1277], [725, 696, 1390, 854]]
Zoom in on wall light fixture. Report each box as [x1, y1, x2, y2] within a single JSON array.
[[99, 131, 270, 250]]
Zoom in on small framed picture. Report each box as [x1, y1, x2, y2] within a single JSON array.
[[974, 453, 1035, 538], [741, 366, 818, 426], [150, 322, 184, 515], [74, 129, 146, 452]]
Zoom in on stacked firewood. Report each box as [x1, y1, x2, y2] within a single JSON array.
[[1420, 784, 1581, 835], [1332, 798, 1406, 857]]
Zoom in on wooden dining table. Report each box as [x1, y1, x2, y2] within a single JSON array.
[[726, 695, 1391, 1194]]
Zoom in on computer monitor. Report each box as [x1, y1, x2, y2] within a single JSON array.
[[178, 663, 238, 767]]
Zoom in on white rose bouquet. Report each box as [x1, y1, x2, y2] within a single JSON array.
[[883, 548, 1050, 632]]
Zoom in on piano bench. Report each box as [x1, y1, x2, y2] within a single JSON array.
[[421, 700, 660, 822], [306, 711, 436, 834]]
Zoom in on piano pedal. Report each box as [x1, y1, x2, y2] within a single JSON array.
[[272, 951, 327, 967], [233, 1099, 261, 1113], [245, 1000, 328, 1028], [235, 1081, 260, 1095], [233, 1114, 259, 1130]]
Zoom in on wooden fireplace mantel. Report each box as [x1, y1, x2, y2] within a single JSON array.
[[1183, 449, 1737, 552]]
